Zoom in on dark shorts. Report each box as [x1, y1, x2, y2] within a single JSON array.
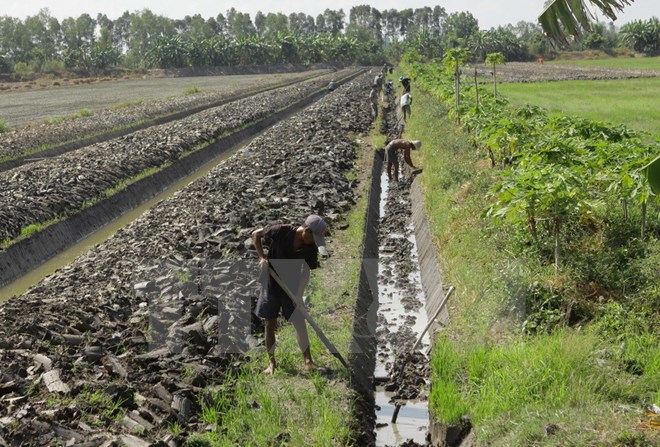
[[255, 289, 296, 320]]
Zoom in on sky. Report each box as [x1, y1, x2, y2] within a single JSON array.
[[3, 0, 658, 30]]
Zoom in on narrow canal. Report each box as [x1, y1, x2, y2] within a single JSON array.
[[374, 172, 431, 447]]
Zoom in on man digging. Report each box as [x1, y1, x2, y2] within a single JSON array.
[[252, 214, 330, 374]]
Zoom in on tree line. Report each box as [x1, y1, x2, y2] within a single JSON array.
[[0, 6, 658, 74]]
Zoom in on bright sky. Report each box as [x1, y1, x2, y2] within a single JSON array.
[[4, 0, 657, 30]]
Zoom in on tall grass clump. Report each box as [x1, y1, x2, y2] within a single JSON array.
[[184, 86, 201, 95], [188, 355, 352, 446], [0, 119, 11, 133], [430, 337, 468, 424]]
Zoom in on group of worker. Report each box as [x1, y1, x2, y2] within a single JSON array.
[[369, 66, 421, 183], [370, 67, 412, 122], [250, 65, 422, 376]]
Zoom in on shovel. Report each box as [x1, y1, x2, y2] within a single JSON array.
[[268, 267, 349, 370]]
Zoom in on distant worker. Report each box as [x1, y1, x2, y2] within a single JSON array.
[[384, 80, 394, 95], [400, 92, 412, 122], [374, 73, 384, 92], [399, 76, 411, 93], [385, 139, 421, 182], [369, 85, 379, 119], [327, 80, 337, 91]]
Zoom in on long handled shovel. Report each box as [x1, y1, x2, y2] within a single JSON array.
[[268, 267, 349, 370], [411, 286, 455, 352]]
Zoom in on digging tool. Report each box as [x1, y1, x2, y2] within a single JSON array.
[[391, 286, 455, 424], [268, 266, 349, 369], [411, 286, 455, 352]]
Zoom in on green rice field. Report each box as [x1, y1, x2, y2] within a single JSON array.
[[499, 77, 660, 138]]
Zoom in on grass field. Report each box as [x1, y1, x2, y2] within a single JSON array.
[[551, 56, 660, 70], [405, 85, 659, 447], [499, 77, 660, 138]]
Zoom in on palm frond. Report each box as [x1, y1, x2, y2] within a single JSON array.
[[539, 0, 635, 44]]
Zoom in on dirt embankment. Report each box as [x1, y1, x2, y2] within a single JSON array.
[[0, 64, 335, 93], [0, 71, 375, 446]]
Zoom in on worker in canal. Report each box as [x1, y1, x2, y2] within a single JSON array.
[[252, 214, 330, 374], [369, 85, 379, 119], [385, 139, 421, 182], [399, 76, 411, 93], [400, 91, 412, 122]]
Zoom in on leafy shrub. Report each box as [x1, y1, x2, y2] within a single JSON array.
[[14, 61, 32, 74], [42, 59, 66, 73], [0, 56, 12, 73], [0, 120, 10, 134], [184, 86, 201, 95]]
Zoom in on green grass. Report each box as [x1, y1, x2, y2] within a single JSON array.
[[47, 108, 94, 124], [499, 77, 660, 138], [550, 56, 660, 70], [432, 330, 659, 447], [188, 365, 352, 447], [110, 99, 143, 109], [184, 86, 201, 95]]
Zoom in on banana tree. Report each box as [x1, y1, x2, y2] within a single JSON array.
[[539, 0, 635, 44]]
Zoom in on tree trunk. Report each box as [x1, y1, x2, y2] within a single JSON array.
[[641, 201, 647, 239], [455, 63, 461, 124], [474, 67, 479, 110], [493, 64, 498, 97], [554, 218, 561, 273]]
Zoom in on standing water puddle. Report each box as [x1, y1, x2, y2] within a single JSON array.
[[375, 173, 430, 446]]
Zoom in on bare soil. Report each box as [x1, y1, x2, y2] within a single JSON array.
[[471, 61, 660, 83]]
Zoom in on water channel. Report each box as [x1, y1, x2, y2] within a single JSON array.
[[374, 173, 431, 447], [0, 149, 235, 302]]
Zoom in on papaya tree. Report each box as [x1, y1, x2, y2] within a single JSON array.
[[485, 52, 505, 97], [443, 47, 470, 123]]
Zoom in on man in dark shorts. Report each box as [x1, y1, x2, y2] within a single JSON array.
[[252, 214, 329, 374], [385, 139, 421, 182]]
